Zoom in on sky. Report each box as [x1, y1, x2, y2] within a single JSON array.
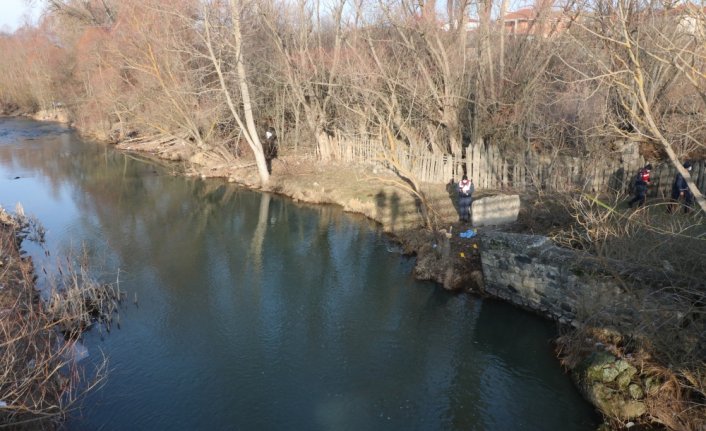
[[0, 0, 44, 33]]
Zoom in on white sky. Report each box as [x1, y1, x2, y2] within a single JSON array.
[[0, 0, 44, 33], [0, 0, 539, 33]]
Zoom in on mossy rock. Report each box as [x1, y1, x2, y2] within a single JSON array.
[[615, 361, 638, 390], [643, 376, 661, 396], [628, 383, 644, 400], [614, 401, 646, 420], [583, 351, 620, 383], [614, 359, 632, 374], [589, 383, 647, 420]]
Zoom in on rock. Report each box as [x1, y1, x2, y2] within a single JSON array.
[[588, 383, 647, 420], [614, 359, 631, 373], [628, 383, 644, 400], [600, 366, 621, 383], [471, 194, 520, 227], [643, 376, 661, 396], [617, 401, 647, 420], [615, 362, 638, 390], [584, 351, 619, 383]]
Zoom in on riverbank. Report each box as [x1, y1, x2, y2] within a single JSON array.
[[0, 202, 120, 428], [115, 136, 705, 430], [5, 114, 704, 429], [117, 137, 495, 291], [0, 206, 67, 428]]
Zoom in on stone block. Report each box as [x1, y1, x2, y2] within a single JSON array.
[[522, 278, 536, 289], [472, 195, 521, 227]]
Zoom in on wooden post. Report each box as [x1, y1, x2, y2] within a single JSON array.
[[472, 140, 479, 186]]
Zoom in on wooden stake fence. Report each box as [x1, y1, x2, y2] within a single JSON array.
[[332, 137, 706, 196]]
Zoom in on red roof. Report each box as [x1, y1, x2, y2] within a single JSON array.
[[504, 8, 536, 21]]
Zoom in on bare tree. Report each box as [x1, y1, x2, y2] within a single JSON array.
[[108, 1, 221, 149], [350, 0, 472, 155], [258, 0, 348, 161], [202, 0, 270, 184], [568, 0, 706, 211], [45, 0, 117, 26]]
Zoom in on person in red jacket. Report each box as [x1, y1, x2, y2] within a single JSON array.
[[628, 164, 652, 208]]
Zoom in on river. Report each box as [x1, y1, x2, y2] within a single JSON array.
[[0, 117, 599, 430]]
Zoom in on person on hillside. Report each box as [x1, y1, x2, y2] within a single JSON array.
[[668, 161, 694, 214], [628, 163, 652, 208], [263, 126, 278, 174], [458, 175, 474, 223]]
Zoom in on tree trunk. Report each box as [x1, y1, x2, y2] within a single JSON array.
[[627, 37, 706, 212], [229, 0, 270, 184], [203, 1, 269, 185]]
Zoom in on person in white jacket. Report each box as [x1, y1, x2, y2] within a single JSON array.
[[457, 175, 474, 223]]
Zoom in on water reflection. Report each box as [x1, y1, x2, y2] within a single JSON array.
[[249, 192, 271, 272], [0, 117, 599, 431]]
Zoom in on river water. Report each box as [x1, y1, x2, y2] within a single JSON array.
[[0, 118, 599, 430]]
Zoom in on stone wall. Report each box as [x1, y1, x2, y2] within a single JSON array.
[[479, 231, 626, 325], [478, 231, 701, 426]]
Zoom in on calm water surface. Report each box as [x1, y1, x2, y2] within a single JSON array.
[[0, 118, 599, 430]]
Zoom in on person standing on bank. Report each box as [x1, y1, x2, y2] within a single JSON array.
[[458, 175, 474, 223], [668, 161, 694, 214], [628, 163, 652, 208], [263, 126, 278, 174]]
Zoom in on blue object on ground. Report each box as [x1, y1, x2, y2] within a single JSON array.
[[459, 229, 476, 238]]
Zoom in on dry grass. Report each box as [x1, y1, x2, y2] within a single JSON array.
[[553, 194, 706, 429], [0, 208, 119, 429], [266, 156, 438, 232]]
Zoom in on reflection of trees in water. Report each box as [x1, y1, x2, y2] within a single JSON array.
[[0, 124, 588, 428], [1, 126, 244, 291], [248, 193, 271, 272], [0, 122, 596, 429]]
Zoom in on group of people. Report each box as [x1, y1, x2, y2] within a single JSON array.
[[628, 161, 696, 213], [454, 161, 696, 224]]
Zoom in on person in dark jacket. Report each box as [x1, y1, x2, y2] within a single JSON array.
[[457, 175, 474, 223], [668, 161, 694, 214], [263, 127, 277, 174], [628, 164, 652, 208]]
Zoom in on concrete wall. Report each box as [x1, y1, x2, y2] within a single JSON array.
[[471, 194, 520, 227]]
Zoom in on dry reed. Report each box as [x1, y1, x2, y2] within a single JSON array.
[[0, 207, 118, 429], [553, 194, 706, 429]]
